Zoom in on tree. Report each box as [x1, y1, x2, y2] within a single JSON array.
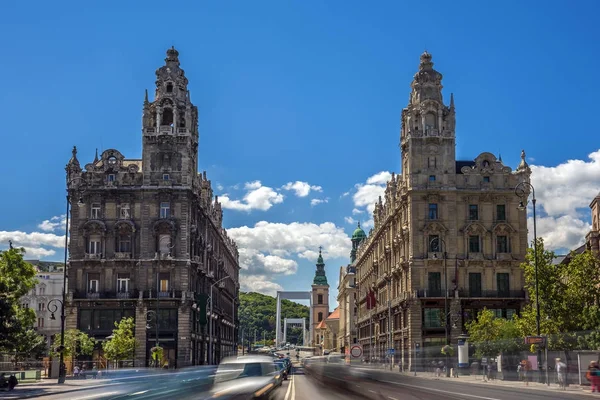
[[51, 329, 95, 363], [466, 308, 524, 358], [10, 328, 47, 368], [0, 245, 38, 350], [102, 317, 137, 366], [516, 239, 600, 352]]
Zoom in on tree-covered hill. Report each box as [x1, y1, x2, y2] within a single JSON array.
[[239, 292, 309, 345]]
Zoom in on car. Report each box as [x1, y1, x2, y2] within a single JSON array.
[[207, 356, 282, 399], [273, 359, 288, 380]]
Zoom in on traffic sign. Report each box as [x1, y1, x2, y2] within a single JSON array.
[[524, 336, 546, 346], [350, 345, 363, 358], [387, 348, 395, 355]]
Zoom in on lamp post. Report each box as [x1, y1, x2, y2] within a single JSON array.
[[515, 181, 542, 382], [208, 275, 230, 365], [430, 236, 450, 377], [56, 175, 87, 384], [48, 298, 64, 376]]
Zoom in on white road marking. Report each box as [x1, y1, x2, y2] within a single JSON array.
[[291, 370, 296, 400], [129, 390, 150, 395], [388, 397, 399, 400], [284, 373, 294, 400], [381, 380, 502, 400], [369, 389, 377, 393], [76, 391, 121, 399]]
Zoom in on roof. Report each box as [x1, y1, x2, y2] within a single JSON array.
[[456, 160, 476, 174], [351, 222, 367, 240], [316, 320, 327, 330], [326, 308, 340, 320]]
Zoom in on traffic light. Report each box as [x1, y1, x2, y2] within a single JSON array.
[[196, 293, 208, 326]]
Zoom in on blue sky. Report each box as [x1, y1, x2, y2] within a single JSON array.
[[1, 0, 600, 305]]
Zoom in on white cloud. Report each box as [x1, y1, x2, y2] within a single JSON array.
[[216, 184, 224, 191], [238, 248, 298, 275], [282, 181, 323, 197], [353, 171, 392, 214], [341, 192, 350, 198], [310, 198, 329, 206], [38, 215, 66, 232], [361, 219, 374, 229], [240, 275, 284, 297], [352, 208, 364, 215], [524, 149, 600, 252], [228, 221, 351, 262], [0, 229, 65, 260], [219, 181, 284, 212], [344, 216, 355, 224]]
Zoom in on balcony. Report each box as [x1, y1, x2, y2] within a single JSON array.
[[416, 289, 451, 298], [87, 292, 100, 299], [73, 289, 140, 300], [495, 253, 513, 261], [117, 291, 133, 299], [458, 289, 525, 299], [114, 252, 131, 260], [177, 127, 188, 134], [144, 289, 183, 299], [85, 253, 102, 260], [159, 125, 173, 133]]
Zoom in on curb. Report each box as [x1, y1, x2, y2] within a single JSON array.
[[12, 383, 117, 399]]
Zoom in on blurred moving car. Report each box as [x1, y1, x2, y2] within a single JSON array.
[[207, 355, 282, 399], [273, 359, 288, 380]]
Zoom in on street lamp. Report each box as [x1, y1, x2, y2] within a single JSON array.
[[515, 181, 543, 382], [208, 275, 230, 365], [430, 236, 450, 377], [56, 174, 87, 384]]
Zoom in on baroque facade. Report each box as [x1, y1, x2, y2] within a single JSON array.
[[64, 48, 240, 368], [355, 52, 531, 369]]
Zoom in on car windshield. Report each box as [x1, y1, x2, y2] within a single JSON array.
[[214, 362, 270, 383], [274, 362, 285, 369]]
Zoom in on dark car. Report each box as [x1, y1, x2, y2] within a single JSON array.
[[273, 360, 288, 380]]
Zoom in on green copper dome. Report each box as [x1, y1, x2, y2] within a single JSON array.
[[351, 222, 367, 241]]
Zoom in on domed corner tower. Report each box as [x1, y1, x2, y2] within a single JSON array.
[[311, 247, 329, 346]]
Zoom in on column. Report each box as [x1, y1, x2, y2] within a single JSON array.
[[135, 305, 148, 367], [177, 307, 191, 368]]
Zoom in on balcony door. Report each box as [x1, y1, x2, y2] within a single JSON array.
[[469, 273, 482, 297]]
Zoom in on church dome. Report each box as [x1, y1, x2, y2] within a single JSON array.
[[351, 222, 367, 241]]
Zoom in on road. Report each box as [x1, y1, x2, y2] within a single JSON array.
[[5, 367, 593, 399]]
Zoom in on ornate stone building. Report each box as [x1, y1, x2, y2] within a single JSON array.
[[311, 248, 329, 346], [64, 48, 240, 368], [355, 52, 531, 369]]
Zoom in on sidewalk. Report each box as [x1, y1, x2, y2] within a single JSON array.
[[6, 378, 116, 399], [399, 370, 592, 395]]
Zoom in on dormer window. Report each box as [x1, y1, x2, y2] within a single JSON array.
[[483, 160, 490, 168], [107, 156, 117, 166], [429, 175, 436, 182], [166, 82, 173, 93], [483, 176, 490, 183], [163, 174, 170, 181], [108, 174, 116, 182]]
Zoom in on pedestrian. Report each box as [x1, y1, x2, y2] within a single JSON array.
[[555, 358, 566, 390], [587, 361, 600, 393], [73, 365, 80, 379]]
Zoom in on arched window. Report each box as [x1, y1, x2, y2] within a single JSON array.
[[425, 113, 437, 132], [166, 82, 173, 93], [178, 112, 186, 127], [161, 108, 173, 126], [317, 294, 323, 304], [318, 312, 323, 322]]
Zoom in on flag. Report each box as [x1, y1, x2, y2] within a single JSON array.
[[366, 290, 377, 309]]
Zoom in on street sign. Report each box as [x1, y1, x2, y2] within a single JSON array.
[[350, 345, 363, 358], [524, 336, 546, 346], [387, 348, 395, 355]]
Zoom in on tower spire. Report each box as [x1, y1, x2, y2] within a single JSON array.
[[93, 148, 99, 163], [313, 247, 328, 286]]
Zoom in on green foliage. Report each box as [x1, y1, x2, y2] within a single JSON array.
[[0, 246, 38, 350], [51, 329, 96, 360], [517, 239, 600, 350], [466, 308, 524, 358], [10, 328, 47, 366], [441, 345, 454, 356], [102, 317, 137, 362], [239, 292, 309, 345]]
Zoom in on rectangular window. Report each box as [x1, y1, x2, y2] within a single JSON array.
[[469, 204, 479, 220], [423, 308, 442, 328], [88, 235, 101, 254], [428, 203, 438, 220], [91, 203, 101, 219], [38, 303, 45, 311], [429, 175, 436, 182], [496, 204, 506, 221], [117, 274, 130, 293], [38, 317, 44, 328], [118, 237, 131, 253], [39, 287, 45, 295], [317, 294, 323, 304], [160, 202, 170, 218], [159, 272, 170, 292], [428, 272, 441, 297], [483, 176, 490, 183], [469, 235, 480, 253], [119, 203, 130, 219], [108, 174, 116, 182], [163, 174, 170, 181], [496, 235, 508, 253], [469, 273, 482, 297], [88, 275, 99, 293], [497, 273, 510, 297], [428, 235, 440, 252]]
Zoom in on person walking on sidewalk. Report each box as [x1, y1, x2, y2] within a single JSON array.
[[587, 361, 600, 393], [555, 358, 566, 390]]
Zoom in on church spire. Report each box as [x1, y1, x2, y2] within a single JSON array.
[[313, 247, 329, 286]]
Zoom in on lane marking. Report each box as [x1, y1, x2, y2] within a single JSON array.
[[381, 380, 502, 400], [388, 397, 399, 400], [291, 369, 296, 400], [76, 391, 121, 399], [368, 389, 377, 393], [284, 372, 294, 400], [129, 390, 150, 395]]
